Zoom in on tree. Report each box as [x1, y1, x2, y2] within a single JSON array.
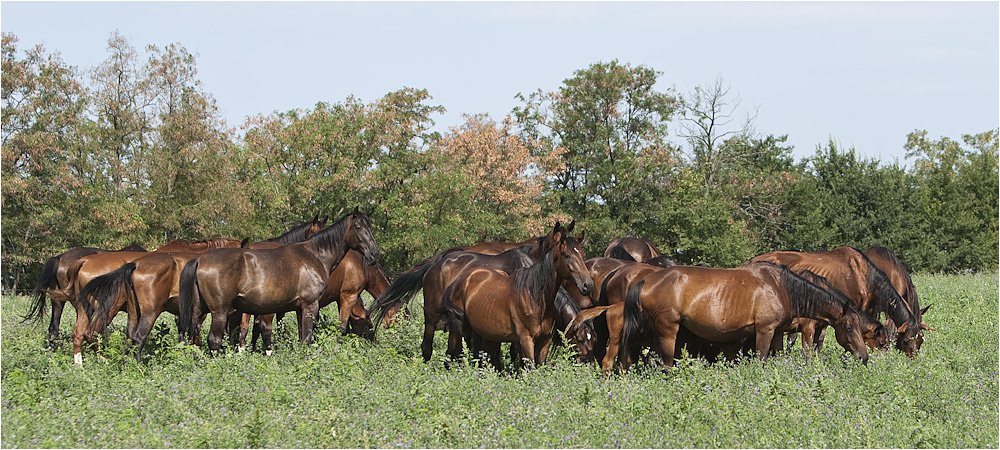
[[514, 60, 680, 254], [1, 33, 90, 290], [679, 77, 758, 191]]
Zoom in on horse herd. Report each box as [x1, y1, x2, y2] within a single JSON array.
[[24, 208, 931, 373]]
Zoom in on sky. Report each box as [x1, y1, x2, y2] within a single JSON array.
[[2, 1, 997, 164]]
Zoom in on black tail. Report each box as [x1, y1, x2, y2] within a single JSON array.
[[24, 256, 59, 323], [177, 258, 200, 342], [369, 248, 463, 335], [81, 262, 137, 336], [618, 280, 646, 370]]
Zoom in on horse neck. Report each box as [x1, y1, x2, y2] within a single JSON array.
[[306, 219, 352, 274], [513, 249, 559, 315], [863, 256, 918, 328], [783, 271, 847, 325]]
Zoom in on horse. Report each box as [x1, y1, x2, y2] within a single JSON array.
[[864, 246, 932, 332], [789, 268, 894, 351], [617, 262, 872, 370], [245, 249, 392, 354], [63, 238, 245, 364], [80, 219, 328, 362], [749, 246, 923, 357], [368, 222, 589, 362], [438, 224, 594, 371], [604, 237, 662, 263], [24, 244, 147, 346], [178, 208, 379, 352]]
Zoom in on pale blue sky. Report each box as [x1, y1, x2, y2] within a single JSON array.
[[2, 1, 997, 164]]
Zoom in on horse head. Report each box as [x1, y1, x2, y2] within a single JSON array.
[[345, 206, 380, 266], [833, 302, 870, 365], [548, 222, 594, 297]]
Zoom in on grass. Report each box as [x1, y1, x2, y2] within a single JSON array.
[[1, 272, 997, 448]]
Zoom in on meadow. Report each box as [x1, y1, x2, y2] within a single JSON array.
[[1, 272, 997, 448]]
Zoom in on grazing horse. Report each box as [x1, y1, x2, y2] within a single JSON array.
[[604, 237, 662, 263], [438, 224, 594, 371], [24, 244, 147, 346], [864, 246, 932, 332], [178, 208, 379, 352], [368, 222, 588, 362], [60, 239, 244, 364], [80, 219, 327, 362], [749, 246, 923, 357], [617, 262, 872, 370]]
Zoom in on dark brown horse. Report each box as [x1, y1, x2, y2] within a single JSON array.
[[604, 237, 662, 263], [245, 249, 392, 354], [178, 208, 379, 352], [865, 246, 932, 332], [368, 222, 589, 362], [25, 244, 146, 346], [81, 219, 328, 361], [617, 263, 872, 369], [749, 246, 923, 357], [438, 224, 593, 371]]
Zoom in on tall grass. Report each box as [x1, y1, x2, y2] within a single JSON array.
[[2, 273, 997, 448]]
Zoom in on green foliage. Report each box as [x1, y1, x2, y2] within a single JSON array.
[[2, 273, 997, 448]]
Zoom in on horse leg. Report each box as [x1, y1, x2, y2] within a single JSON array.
[[70, 299, 94, 366], [536, 334, 553, 366], [48, 299, 65, 346], [813, 324, 828, 351], [755, 328, 778, 360], [258, 315, 274, 356], [484, 340, 503, 372], [517, 334, 537, 370], [420, 323, 436, 362], [236, 313, 251, 353], [298, 302, 320, 344], [649, 320, 680, 368], [130, 308, 163, 363], [207, 312, 228, 353]]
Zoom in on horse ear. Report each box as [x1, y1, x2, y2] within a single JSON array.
[[366, 207, 374, 217], [312, 214, 319, 222], [566, 220, 575, 232], [576, 230, 586, 243], [240, 237, 251, 248], [352, 206, 360, 215], [920, 305, 930, 315], [553, 221, 562, 231], [842, 302, 851, 315]]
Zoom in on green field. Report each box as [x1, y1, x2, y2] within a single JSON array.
[[2, 273, 997, 448]]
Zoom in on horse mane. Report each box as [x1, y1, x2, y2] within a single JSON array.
[[854, 247, 916, 328], [262, 220, 313, 245], [866, 245, 921, 319], [598, 268, 620, 306], [754, 261, 850, 320], [512, 244, 558, 313], [788, 267, 854, 318], [308, 212, 354, 254]]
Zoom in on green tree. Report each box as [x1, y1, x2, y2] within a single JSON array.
[[1, 33, 90, 290]]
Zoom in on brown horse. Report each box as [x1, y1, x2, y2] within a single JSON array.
[[617, 263, 872, 370], [438, 224, 593, 371], [81, 219, 328, 361], [64, 238, 245, 364], [368, 222, 588, 362], [245, 249, 392, 354], [178, 208, 379, 352], [749, 246, 923, 357], [25, 244, 147, 346], [604, 237, 662, 263], [864, 246, 932, 332]]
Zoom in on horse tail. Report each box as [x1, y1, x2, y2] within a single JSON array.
[[82, 262, 137, 336], [438, 281, 467, 337], [607, 246, 636, 262], [618, 279, 646, 370], [369, 248, 461, 335], [24, 255, 60, 323], [597, 268, 620, 306], [177, 258, 200, 342]]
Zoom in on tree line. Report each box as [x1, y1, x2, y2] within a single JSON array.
[[2, 32, 996, 291]]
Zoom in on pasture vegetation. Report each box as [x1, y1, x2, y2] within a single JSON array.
[[1, 273, 997, 448]]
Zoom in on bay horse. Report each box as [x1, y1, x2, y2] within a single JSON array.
[[178, 208, 379, 352], [864, 246, 932, 332], [368, 222, 589, 362], [604, 237, 662, 263], [58, 239, 243, 364], [80, 219, 327, 362], [24, 244, 147, 346], [749, 246, 923, 357], [617, 262, 872, 370], [245, 249, 392, 354], [438, 224, 593, 371]]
